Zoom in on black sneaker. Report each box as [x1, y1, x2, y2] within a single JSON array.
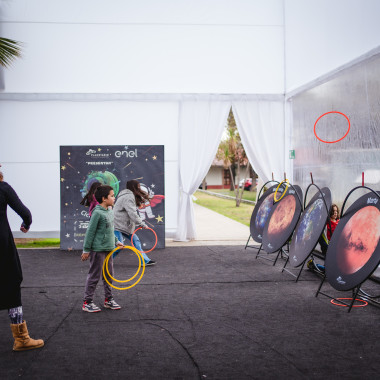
[[82, 300, 101, 313], [104, 298, 121, 310], [145, 260, 156, 266]]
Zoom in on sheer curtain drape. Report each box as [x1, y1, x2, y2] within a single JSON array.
[[232, 97, 285, 183], [174, 97, 231, 241]]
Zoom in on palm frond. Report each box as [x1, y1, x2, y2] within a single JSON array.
[[0, 37, 22, 68]]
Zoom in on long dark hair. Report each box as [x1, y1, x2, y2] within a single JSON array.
[[80, 181, 101, 206], [126, 180, 150, 207], [330, 204, 340, 219]]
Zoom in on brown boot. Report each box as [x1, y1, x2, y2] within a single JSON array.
[[10, 321, 44, 351]]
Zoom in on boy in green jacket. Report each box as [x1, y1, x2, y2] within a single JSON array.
[[81, 185, 123, 312]]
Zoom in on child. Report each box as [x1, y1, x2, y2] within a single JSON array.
[[80, 181, 101, 217], [309, 204, 341, 273], [327, 204, 340, 240], [113, 180, 156, 266], [81, 185, 123, 312]]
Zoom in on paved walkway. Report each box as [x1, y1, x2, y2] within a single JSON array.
[[166, 203, 253, 247]]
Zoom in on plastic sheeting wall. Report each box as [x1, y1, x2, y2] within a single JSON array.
[[290, 54, 380, 207]]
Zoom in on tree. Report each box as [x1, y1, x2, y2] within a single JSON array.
[[0, 38, 22, 68], [216, 108, 251, 207]]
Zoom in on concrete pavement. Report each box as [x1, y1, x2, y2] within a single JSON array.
[[166, 203, 254, 247]]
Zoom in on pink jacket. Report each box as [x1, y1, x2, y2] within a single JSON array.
[[88, 195, 99, 216]]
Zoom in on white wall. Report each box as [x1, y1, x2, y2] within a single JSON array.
[[0, 0, 285, 94], [206, 167, 223, 187], [0, 100, 179, 236], [285, 0, 380, 92], [0, 0, 286, 238]]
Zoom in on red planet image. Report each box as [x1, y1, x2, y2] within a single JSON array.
[[268, 195, 296, 237], [337, 206, 380, 275]]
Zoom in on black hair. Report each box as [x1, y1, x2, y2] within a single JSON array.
[[126, 180, 150, 207], [80, 181, 101, 206], [94, 185, 114, 204]]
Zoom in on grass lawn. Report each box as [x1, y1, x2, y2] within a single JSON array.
[[194, 190, 254, 226], [16, 238, 60, 248], [207, 188, 257, 202]]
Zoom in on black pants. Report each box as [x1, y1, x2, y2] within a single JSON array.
[[318, 236, 328, 256]]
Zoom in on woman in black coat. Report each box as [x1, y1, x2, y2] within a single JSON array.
[[0, 165, 44, 351]]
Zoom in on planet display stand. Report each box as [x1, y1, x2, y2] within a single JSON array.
[[245, 180, 280, 254], [257, 182, 303, 266], [281, 183, 332, 282], [315, 185, 380, 312]]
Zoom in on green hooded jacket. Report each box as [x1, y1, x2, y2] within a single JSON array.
[[83, 205, 118, 252]]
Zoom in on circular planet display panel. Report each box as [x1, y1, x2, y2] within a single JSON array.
[[249, 185, 279, 243], [289, 187, 332, 267], [326, 191, 380, 291], [262, 185, 303, 253]]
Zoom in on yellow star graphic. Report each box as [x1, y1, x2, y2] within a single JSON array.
[[65, 203, 68, 206], [67, 152, 71, 155], [155, 215, 163, 223], [152, 155, 157, 160], [98, 148, 102, 152], [61, 165, 66, 170], [61, 178, 65, 182]]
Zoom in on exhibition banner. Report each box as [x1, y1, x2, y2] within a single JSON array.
[[60, 145, 165, 250]]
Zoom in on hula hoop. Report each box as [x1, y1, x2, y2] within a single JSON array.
[[102, 245, 145, 290], [330, 298, 368, 308], [105, 246, 142, 283], [274, 179, 289, 202], [131, 227, 158, 253]]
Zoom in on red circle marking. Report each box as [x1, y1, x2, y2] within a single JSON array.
[[314, 111, 350, 144], [330, 298, 368, 308], [131, 227, 158, 254]]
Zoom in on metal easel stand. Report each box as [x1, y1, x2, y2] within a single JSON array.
[[357, 288, 380, 308], [283, 250, 326, 281], [282, 255, 307, 282], [256, 242, 289, 266], [315, 275, 365, 313], [244, 234, 262, 253]]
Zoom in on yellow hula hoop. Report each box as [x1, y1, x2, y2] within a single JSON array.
[[106, 246, 142, 283], [102, 245, 146, 290], [274, 179, 290, 202]]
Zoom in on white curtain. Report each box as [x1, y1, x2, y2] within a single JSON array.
[[232, 97, 285, 184], [174, 96, 231, 241]]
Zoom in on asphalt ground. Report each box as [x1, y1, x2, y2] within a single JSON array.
[[1, 246, 379, 380]]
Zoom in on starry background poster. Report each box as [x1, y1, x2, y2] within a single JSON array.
[[60, 145, 165, 251]]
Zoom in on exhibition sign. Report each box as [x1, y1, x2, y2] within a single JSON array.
[[60, 145, 165, 250]]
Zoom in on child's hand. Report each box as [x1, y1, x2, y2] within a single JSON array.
[[81, 252, 90, 261], [116, 242, 124, 248]]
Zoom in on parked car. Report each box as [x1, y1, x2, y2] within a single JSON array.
[[238, 178, 257, 191]]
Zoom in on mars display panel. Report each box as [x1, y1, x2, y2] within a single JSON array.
[[262, 185, 303, 253], [326, 191, 380, 291]]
